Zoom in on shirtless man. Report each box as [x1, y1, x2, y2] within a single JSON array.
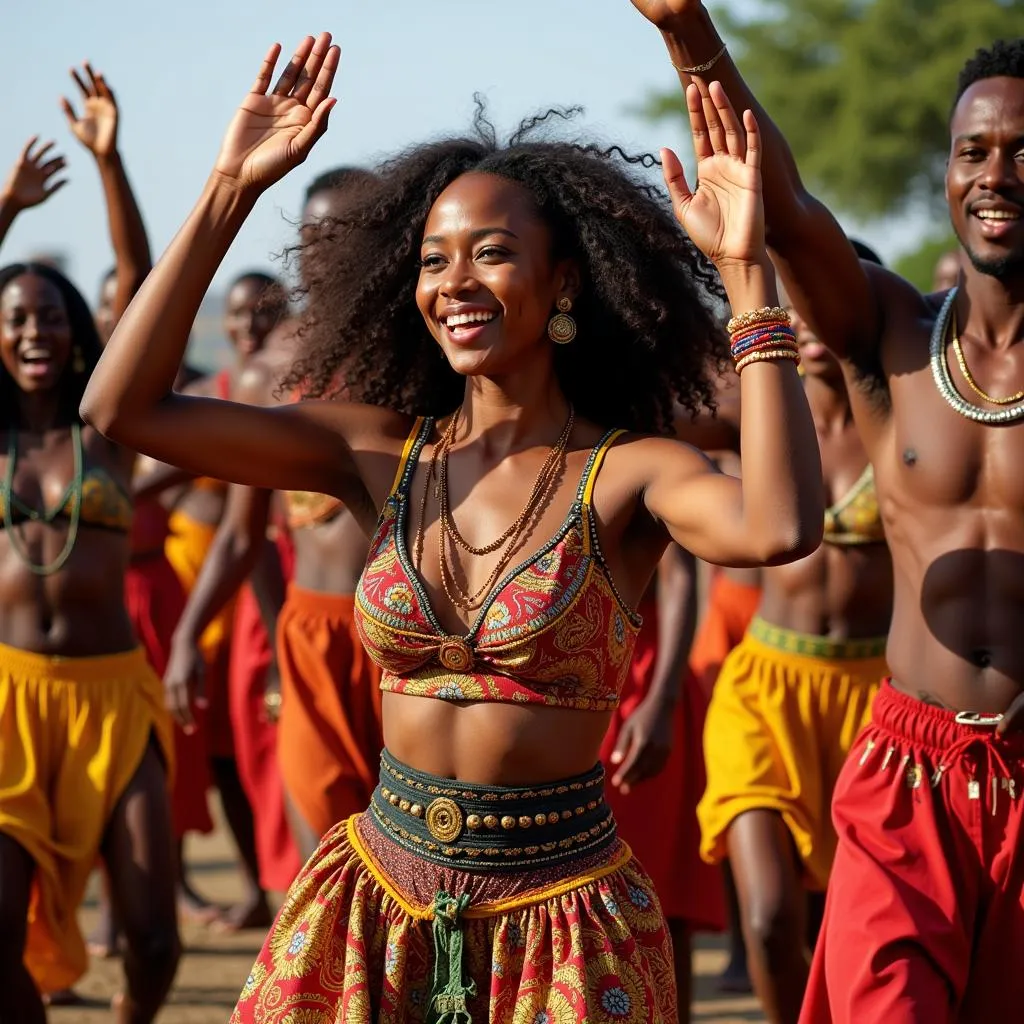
[[631, 6, 1024, 1021]]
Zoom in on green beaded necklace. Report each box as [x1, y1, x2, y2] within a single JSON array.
[[2, 422, 84, 575]]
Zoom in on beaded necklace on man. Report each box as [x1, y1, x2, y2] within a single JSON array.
[[930, 287, 1024, 425], [1, 422, 85, 575], [414, 406, 575, 612]]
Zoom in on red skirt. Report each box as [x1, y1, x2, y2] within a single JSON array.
[[124, 553, 214, 837], [228, 533, 302, 892], [600, 605, 726, 931]]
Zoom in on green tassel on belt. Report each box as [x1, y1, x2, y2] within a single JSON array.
[[426, 891, 476, 1024]]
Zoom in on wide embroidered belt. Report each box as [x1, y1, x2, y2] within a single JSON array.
[[369, 749, 617, 872]]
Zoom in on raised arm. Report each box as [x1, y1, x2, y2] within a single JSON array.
[[630, 0, 882, 360], [0, 136, 67, 250], [62, 63, 151, 325], [641, 78, 823, 566], [80, 34, 363, 498]]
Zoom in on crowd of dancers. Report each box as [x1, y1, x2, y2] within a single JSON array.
[[0, 2, 1022, 1022]]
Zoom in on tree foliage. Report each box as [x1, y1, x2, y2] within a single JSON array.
[[639, 0, 1021, 220]]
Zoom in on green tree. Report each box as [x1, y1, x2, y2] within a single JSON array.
[[639, 0, 1020, 220]]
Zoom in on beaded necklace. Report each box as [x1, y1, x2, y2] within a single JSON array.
[[929, 287, 1024, 425], [2, 422, 84, 575]]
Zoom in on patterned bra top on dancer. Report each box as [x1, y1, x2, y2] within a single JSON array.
[[355, 417, 642, 710], [822, 464, 884, 546]]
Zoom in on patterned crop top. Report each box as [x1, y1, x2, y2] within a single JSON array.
[[822, 464, 885, 546], [354, 418, 642, 711]]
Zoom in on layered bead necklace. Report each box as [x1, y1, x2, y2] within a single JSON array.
[[414, 407, 575, 611], [930, 287, 1024, 425]]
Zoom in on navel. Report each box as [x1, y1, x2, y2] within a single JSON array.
[[970, 648, 993, 669], [902, 448, 917, 467]]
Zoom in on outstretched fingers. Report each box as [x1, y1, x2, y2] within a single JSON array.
[[685, 83, 713, 162], [273, 35, 316, 96], [70, 65, 92, 99], [661, 147, 693, 222], [708, 80, 744, 160], [303, 43, 340, 110], [743, 108, 761, 170], [250, 43, 283, 95], [696, 78, 727, 156], [292, 32, 335, 104]]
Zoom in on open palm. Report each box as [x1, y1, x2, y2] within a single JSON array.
[[662, 79, 764, 266], [62, 64, 118, 158], [214, 32, 339, 192], [2, 137, 67, 210]]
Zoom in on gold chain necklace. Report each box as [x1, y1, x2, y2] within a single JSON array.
[[413, 408, 574, 611], [951, 317, 1024, 406]]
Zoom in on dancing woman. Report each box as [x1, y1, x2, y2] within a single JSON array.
[[82, 33, 822, 1023], [0, 208, 177, 1024]]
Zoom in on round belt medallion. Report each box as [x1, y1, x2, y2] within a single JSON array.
[[438, 637, 474, 672], [425, 797, 463, 843]]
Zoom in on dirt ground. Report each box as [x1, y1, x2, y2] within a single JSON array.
[[54, 809, 765, 1024]]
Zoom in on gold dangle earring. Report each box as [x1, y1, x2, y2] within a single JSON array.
[[547, 297, 577, 345], [72, 345, 85, 374]]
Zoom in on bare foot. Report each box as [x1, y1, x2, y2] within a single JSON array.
[[211, 894, 273, 933], [177, 882, 223, 925], [111, 991, 129, 1024]]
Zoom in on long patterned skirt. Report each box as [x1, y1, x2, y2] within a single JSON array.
[[231, 751, 677, 1023]]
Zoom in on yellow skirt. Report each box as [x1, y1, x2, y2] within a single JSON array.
[[0, 643, 174, 992], [697, 619, 885, 890], [164, 508, 234, 658]]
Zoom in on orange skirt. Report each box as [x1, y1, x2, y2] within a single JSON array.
[[600, 606, 725, 931], [125, 553, 214, 837], [689, 574, 762, 700], [229, 533, 301, 893], [277, 585, 383, 838]]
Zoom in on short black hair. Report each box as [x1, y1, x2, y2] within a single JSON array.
[[955, 38, 1024, 108], [0, 263, 103, 428], [303, 166, 374, 204]]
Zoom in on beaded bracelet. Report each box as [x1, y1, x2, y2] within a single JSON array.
[[731, 325, 796, 360], [735, 347, 801, 374], [727, 306, 791, 335]]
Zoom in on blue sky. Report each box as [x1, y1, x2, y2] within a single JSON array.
[[5, 0, 915, 301]]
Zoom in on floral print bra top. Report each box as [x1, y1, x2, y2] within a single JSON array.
[[354, 417, 642, 711]]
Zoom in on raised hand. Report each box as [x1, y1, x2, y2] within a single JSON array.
[[214, 32, 339, 194], [1, 136, 68, 210], [62, 63, 119, 158], [662, 79, 764, 267], [629, 0, 700, 30]]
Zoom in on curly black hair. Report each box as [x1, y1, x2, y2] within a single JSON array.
[[287, 104, 728, 434], [954, 38, 1024, 110], [0, 262, 102, 429]]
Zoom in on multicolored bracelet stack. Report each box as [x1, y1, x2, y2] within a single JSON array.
[[727, 306, 800, 374]]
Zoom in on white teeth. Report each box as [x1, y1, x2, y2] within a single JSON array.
[[976, 210, 1020, 220], [444, 311, 496, 328]]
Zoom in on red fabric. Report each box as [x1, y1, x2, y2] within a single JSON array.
[[124, 546, 214, 837], [800, 682, 1024, 1024], [228, 530, 302, 892], [600, 602, 726, 931], [689, 574, 762, 700]]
